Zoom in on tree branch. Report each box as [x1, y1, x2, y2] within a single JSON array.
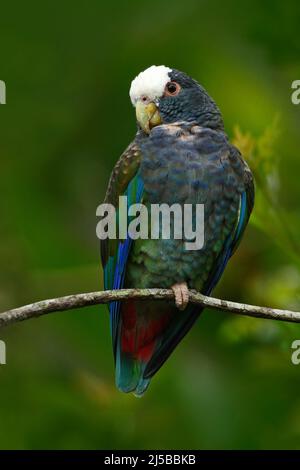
[[0, 288, 300, 329]]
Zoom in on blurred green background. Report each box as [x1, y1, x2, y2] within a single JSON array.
[[1, 0, 300, 450]]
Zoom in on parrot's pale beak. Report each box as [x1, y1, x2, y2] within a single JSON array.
[[136, 101, 162, 134]]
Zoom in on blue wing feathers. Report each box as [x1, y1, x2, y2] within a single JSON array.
[[204, 190, 248, 295], [103, 172, 144, 349]]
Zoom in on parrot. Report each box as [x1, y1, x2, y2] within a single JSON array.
[[100, 65, 254, 396]]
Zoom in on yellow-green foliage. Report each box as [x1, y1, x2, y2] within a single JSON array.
[[233, 118, 300, 266]]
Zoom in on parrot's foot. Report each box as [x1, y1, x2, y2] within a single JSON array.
[[171, 282, 189, 311]]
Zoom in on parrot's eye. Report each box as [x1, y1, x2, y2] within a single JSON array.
[[164, 81, 181, 97]]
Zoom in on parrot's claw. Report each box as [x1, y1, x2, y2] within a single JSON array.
[[171, 282, 189, 311]]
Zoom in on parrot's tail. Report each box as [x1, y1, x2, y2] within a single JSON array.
[[114, 299, 201, 396], [115, 300, 170, 396]]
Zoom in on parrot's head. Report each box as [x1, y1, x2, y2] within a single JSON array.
[[129, 65, 223, 134]]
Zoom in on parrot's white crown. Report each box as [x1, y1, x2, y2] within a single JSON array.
[[129, 65, 172, 106]]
